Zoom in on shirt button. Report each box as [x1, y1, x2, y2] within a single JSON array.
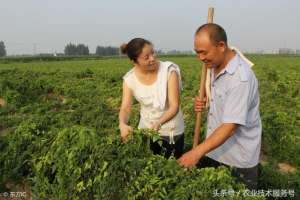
[[211, 98, 213, 102], [209, 113, 213, 116], [212, 84, 215, 87]]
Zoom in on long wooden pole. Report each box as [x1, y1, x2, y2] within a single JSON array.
[[193, 7, 214, 148]]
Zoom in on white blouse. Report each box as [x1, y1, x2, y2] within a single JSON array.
[[123, 61, 185, 140]]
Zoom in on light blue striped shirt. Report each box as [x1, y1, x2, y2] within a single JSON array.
[[206, 53, 262, 168]]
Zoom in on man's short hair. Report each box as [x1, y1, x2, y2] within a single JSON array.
[[195, 23, 227, 46]]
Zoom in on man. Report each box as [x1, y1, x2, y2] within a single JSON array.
[[177, 23, 262, 190]]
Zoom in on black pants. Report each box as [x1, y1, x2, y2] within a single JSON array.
[[197, 156, 259, 190], [150, 134, 184, 159]]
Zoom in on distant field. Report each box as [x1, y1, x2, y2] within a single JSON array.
[[0, 55, 299, 199]]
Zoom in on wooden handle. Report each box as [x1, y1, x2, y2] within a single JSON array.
[[193, 7, 214, 148], [207, 7, 214, 23]]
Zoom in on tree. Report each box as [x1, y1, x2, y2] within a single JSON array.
[[64, 43, 89, 56], [77, 44, 89, 55], [95, 46, 105, 56], [64, 43, 77, 56], [95, 46, 119, 56], [0, 41, 7, 57]]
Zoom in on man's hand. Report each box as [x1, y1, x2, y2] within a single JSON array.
[[194, 96, 207, 112], [119, 123, 133, 143], [177, 149, 202, 169]]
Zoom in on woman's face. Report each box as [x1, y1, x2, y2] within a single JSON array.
[[135, 44, 158, 71]]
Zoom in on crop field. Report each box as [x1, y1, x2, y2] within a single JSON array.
[[0, 55, 299, 199]]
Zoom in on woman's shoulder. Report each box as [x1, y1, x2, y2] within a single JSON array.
[[123, 68, 135, 80], [159, 60, 175, 66], [159, 61, 180, 70], [122, 68, 136, 90]]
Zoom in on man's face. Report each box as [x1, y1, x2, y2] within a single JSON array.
[[194, 32, 225, 69]]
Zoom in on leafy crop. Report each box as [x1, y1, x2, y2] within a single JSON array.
[[0, 55, 299, 199]]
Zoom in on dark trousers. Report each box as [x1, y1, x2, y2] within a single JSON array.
[[150, 134, 184, 159], [197, 156, 259, 190]]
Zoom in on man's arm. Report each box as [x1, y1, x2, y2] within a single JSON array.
[[178, 123, 237, 168], [178, 80, 250, 168], [195, 123, 237, 157]]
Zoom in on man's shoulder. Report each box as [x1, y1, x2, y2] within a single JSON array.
[[235, 55, 256, 83], [226, 64, 257, 91]]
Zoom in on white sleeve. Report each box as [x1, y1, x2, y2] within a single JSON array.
[[167, 64, 182, 90], [122, 70, 135, 90]]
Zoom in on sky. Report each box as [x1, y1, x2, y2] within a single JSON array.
[[0, 0, 299, 55]]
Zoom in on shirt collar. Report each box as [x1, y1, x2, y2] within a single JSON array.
[[213, 53, 239, 81], [224, 53, 239, 75]]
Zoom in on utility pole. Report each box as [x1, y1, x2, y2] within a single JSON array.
[[33, 43, 37, 56]]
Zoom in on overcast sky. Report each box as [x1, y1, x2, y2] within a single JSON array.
[[1, 0, 299, 55]]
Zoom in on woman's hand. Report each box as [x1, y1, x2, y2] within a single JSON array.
[[119, 123, 133, 143], [150, 121, 161, 132], [194, 96, 207, 112]]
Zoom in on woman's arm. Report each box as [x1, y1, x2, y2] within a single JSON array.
[[151, 71, 180, 131], [119, 81, 133, 140]]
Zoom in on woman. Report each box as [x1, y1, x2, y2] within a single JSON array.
[[119, 38, 184, 158]]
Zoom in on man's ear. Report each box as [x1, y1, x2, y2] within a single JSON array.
[[218, 41, 226, 52]]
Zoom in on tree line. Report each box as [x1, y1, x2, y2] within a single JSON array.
[[0, 41, 6, 57], [0, 41, 193, 57], [64, 43, 90, 56], [0, 41, 120, 57], [64, 43, 119, 56]]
